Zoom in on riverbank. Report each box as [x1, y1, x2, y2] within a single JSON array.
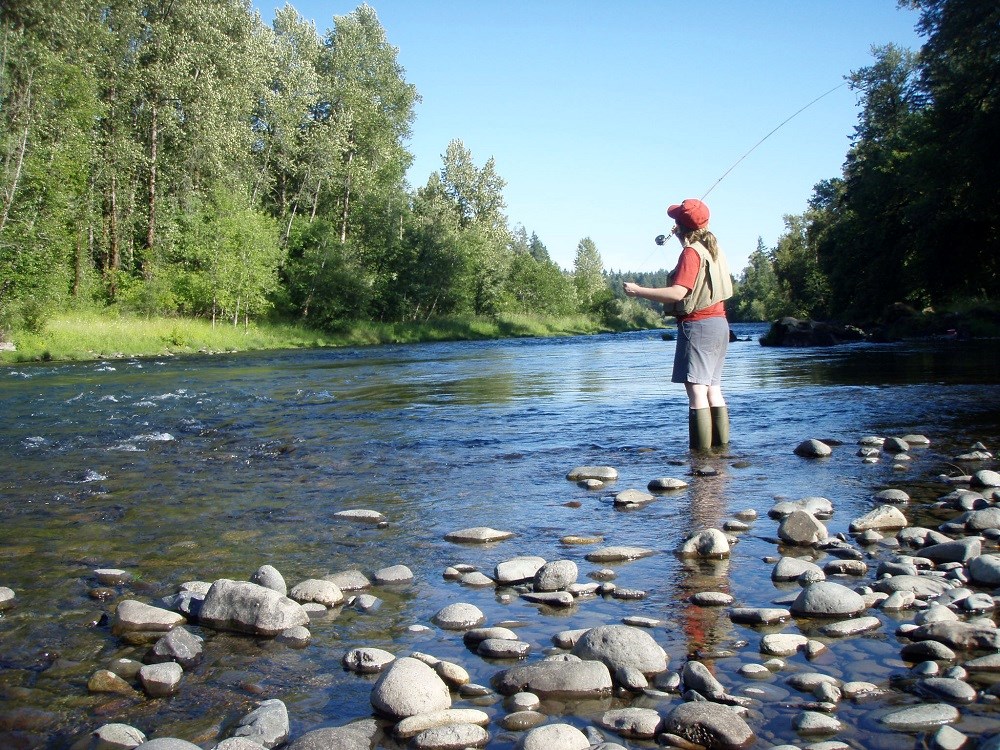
[[0, 311, 646, 365]]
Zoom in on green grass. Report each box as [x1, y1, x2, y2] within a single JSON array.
[[0, 311, 642, 364]]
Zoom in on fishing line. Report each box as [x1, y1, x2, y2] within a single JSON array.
[[632, 81, 849, 269], [700, 81, 848, 201]]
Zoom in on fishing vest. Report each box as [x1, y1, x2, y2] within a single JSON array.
[[664, 240, 734, 317]]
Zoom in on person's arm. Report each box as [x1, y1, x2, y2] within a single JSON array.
[[622, 282, 689, 304]]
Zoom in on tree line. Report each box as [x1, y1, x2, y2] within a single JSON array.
[[0, 0, 661, 336], [727, 0, 998, 325], [3, 0, 993, 338]]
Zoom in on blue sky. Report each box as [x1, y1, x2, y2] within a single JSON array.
[[254, 1, 924, 276]]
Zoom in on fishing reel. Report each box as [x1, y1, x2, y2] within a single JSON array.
[[654, 234, 667, 246]]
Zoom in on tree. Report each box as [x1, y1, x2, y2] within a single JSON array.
[[0, 3, 101, 329], [729, 238, 783, 321], [573, 237, 607, 313], [771, 214, 831, 319], [436, 139, 512, 315], [903, 0, 1000, 302]]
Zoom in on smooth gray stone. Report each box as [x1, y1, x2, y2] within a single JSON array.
[[432, 603, 485, 630], [112, 600, 185, 635], [729, 607, 790, 625], [343, 647, 395, 674], [900, 640, 957, 662], [794, 439, 832, 458], [517, 723, 590, 750], [597, 707, 662, 739], [873, 575, 952, 599], [566, 466, 618, 482], [880, 703, 959, 730], [231, 699, 289, 749], [412, 724, 488, 750], [199, 579, 308, 636], [571, 624, 668, 675], [922, 538, 981, 564], [287, 719, 382, 750], [778, 510, 827, 545], [772, 556, 824, 582], [370, 657, 451, 720], [477, 638, 531, 659], [769, 497, 833, 519], [290, 579, 345, 607], [682, 661, 726, 700], [138, 662, 182, 698], [849, 505, 908, 532], [444, 526, 514, 543], [534, 560, 578, 591], [494, 556, 546, 584], [662, 701, 755, 749], [916, 677, 977, 704], [250, 564, 287, 596], [909, 620, 1000, 651], [323, 569, 371, 591], [147, 626, 203, 668], [494, 660, 613, 698], [91, 723, 146, 750], [791, 581, 866, 617]]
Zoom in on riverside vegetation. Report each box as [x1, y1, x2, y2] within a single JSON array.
[[0, 311, 626, 365], [2, 0, 998, 354]]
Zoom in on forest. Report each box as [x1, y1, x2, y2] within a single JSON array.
[[1, 0, 997, 341], [722, 0, 999, 327]]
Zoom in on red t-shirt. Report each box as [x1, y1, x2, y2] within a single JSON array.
[[672, 245, 726, 321]]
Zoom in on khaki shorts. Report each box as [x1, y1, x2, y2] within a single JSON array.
[[671, 316, 729, 386]]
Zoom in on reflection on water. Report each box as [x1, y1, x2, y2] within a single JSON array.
[[2, 325, 1000, 747]]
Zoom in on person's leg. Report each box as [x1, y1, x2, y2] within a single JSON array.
[[707, 330, 729, 446], [685, 382, 712, 450]]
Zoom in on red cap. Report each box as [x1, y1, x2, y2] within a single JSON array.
[[667, 199, 710, 230]]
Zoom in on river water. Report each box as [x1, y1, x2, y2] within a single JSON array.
[[2, 323, 1000, 748]]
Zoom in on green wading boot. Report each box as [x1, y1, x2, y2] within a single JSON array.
[[711, 405, 730, 447], [689, 408, 713, 451]]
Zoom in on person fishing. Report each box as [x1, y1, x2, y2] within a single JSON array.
[[623, 198, 733, 451]]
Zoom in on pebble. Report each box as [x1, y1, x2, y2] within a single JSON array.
[[691, 591, 734, 606], [729, 607, 790, 625], [584, 546, 655, 562], [432, 603, 486, 630], [394, 709, 490, 738], [647, 477, 688, 491], [880, 703, 960, 730], [139, 662, 183, 697], [794, 439, 833, 458], [518, 723, 590, 750], [566, 466, 618, 482], [597, 707, 662, 739], [477, 638, 530, 659], [794, 710, 842, 735], [343, 647, 395, 674], [444, 527, 515, 543]]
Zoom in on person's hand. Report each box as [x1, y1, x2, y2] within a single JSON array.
[[623, 282, 640, 297]]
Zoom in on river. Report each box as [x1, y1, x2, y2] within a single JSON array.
[[2, 323, 1000, 748]]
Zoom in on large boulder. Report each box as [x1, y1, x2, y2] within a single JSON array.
[[370, 657, 451, 720], [662, 701, 755, 749], [493, 659, 613, 698], [199, 579, 308, 637], [790, 581, 866, 618], [571, 624, 668, 676], [760, 317, 866, 347]]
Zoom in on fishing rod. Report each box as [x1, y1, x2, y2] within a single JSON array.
[[699, 81, 848, 202], [637, 81, 850, 266]]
